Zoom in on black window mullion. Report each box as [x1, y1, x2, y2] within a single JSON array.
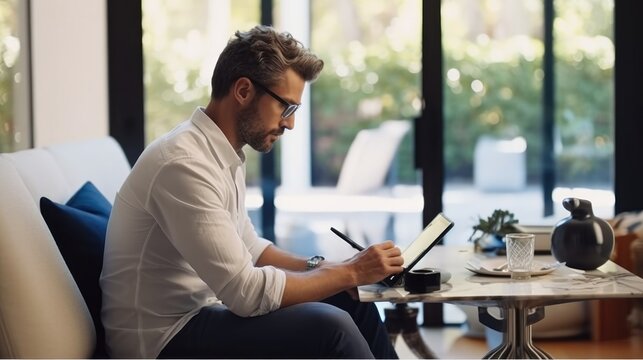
[[542, 0, 555, 216], [107, 0, 145, 166], [420, 0, 445, 328], [614, 0, 643, 213], [260, 0, 277, 242]]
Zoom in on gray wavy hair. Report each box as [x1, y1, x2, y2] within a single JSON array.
[[210, 25, 324, 99]]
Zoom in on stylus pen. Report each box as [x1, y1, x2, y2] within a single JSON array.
[[330, 227, 365, 251], [331, 227, 395, 287]]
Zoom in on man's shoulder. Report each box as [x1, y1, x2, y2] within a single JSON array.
[[131, 124, 222, 179], [148, 122, 213, 163]]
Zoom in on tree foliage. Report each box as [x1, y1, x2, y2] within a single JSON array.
[[0, 0, 612, 189]]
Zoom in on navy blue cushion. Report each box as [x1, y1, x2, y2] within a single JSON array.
[[40, 181, 111, 358]]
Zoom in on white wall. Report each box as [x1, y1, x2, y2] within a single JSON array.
[[31, 0, 108, 147]]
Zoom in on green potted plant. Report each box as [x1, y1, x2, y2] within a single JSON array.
[[468, 209, 519, 252]]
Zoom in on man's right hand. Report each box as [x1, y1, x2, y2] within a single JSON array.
[[279, 241, 403, 308], [344, 241, 403, 286]]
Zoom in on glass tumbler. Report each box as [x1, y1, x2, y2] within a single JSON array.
[[505, 233, 535, 280]]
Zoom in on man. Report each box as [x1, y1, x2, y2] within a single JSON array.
[[101, 25, 403, 359]]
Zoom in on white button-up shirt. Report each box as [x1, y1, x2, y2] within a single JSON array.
[[100, 107, 286, 358]]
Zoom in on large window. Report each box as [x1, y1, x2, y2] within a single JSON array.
[[308, 0, 421, 187], [442, 0, 614, 244], [0, 0, 30, 152]]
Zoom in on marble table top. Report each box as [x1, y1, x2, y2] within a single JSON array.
[[358, 245, 643, 308]]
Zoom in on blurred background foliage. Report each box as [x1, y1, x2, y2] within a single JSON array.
[[309, 0, 613, 187], [310, 0, 422, 185], [0, 0, 607, 186]]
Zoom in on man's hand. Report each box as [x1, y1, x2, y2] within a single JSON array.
[[345, 241, 404, 286], [276, 241, 403, 308]]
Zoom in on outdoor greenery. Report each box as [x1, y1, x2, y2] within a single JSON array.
[[141, 0, 262, 184], [309, 0, 614, 186], [451, 0, 613, 186], [0, 0, 614, 190], [310, 0, 421, 184], [139, 0, 614, 187]]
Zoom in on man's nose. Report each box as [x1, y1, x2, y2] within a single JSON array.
[[281, 116, 295, 131]]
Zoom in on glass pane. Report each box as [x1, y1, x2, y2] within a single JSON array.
[[141, 0, 263, 228], [0, 0, 30, 152], [443, 0, 614, 248], [272, 0, 423, 264], [553, 0, 614, 217], [309, 0, 422, 188]]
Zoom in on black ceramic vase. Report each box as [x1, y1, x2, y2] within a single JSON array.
[[551, 197, 614, 270]]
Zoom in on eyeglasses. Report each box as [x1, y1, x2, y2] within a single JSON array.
[[248, 78, 300, 119]]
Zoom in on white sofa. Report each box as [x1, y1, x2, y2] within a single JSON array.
[[0, 137, 130, 358]]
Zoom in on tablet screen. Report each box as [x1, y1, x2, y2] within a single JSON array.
[[383, 212, 454, 286], [401, 213, 454, 267]]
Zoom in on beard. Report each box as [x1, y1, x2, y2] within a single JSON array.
[[238, 100, 283, 153]]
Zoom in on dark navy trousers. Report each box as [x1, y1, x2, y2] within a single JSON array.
[[158, 291, 398, 359]]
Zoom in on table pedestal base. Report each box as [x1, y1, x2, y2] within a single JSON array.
[[479, 306, 552, 359]]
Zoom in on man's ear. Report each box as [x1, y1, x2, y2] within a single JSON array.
[[232, 77, 254, 106]]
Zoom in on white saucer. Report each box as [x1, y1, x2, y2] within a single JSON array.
[[465, 258, 558, 277]]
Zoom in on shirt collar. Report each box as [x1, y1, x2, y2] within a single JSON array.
[[190, 107, 245, 169]]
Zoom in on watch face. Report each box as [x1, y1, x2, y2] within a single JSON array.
[[307, 255, 324, 270]]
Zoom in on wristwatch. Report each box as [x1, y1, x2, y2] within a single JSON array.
[[306, 255, 325, 270]]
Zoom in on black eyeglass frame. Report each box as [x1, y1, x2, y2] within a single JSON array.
[[248, 78, 300, 119]]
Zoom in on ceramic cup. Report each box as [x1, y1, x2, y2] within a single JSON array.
[[505, 233, 535, 280]]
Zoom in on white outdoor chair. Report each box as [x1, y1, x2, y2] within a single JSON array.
[[276, 120, 414, 258]]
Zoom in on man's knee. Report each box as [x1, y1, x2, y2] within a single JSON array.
[[299, 302, 373, 358]]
